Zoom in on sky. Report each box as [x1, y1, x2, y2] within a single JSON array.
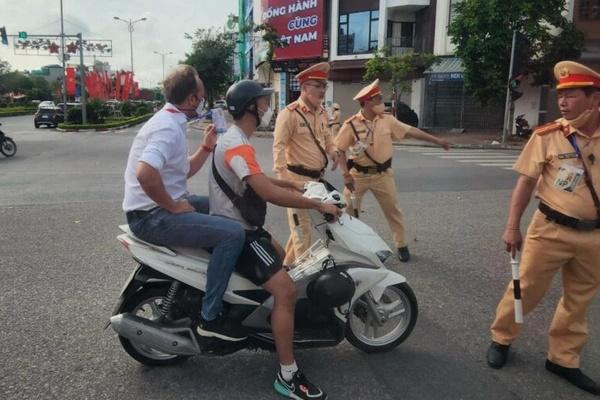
[[0, 0, 238, 88]]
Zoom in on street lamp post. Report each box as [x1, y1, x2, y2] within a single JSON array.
[[153, 51, 173, 82], [113, 16, 147, 78]]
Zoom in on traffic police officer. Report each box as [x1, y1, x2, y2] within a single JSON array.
[[335, 79, 450, 262], [487, 61, 600, 395], [273, 62, 340, 265]]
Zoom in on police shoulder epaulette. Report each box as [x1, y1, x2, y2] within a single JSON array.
[[286, 102, 299, 111], [534, 121, 562, 136], [343, 115, 359, 124]]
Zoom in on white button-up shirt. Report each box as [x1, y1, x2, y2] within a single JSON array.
[[122, 103, 190, 212]]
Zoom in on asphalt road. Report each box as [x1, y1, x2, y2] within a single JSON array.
[[0, 114, 598, 400]]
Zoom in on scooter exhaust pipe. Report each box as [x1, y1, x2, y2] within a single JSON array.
[[110, 313, 200, 356]]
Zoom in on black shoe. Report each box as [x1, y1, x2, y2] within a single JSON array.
[[398, 246, 410, 262], [196, 315, 247, 342], [274, 370, 327, 400], [486, 341, 510, 369], [545, 359, 600, 395]]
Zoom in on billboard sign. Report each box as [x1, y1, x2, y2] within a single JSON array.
[[261, 0, 324, 61]]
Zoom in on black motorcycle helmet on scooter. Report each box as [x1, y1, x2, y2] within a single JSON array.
[[226, 80, 273, 126], [307, 268, 356, 308]]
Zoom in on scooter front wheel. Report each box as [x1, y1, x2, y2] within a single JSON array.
[[346, 282, 418, 353], [1, 138, 17, 157], [118, 286, 191, 366]]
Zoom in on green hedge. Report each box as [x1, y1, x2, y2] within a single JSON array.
[[58, 113, 153, 130], [0, 107, 37, 117]]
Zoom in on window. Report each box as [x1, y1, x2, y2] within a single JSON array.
[[338, 10, 379, 55], [580, 0, 600, 20], [448, 0, 462, 27], [387, 21, 415, 49]]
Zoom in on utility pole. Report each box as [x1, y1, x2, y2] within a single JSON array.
[[113, 16, 147, 88], [78, 33, 87, 124], [502, 30, 517, 144], [60, 0, 67, 119], [153, 51, 173, 81]]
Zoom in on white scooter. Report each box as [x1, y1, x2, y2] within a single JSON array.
[[108, 182, 418, 366]]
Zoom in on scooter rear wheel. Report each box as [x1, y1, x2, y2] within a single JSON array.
[[345, 282, 418, 353], [1, 138, 17, 157], [118, 286, 191, 366]]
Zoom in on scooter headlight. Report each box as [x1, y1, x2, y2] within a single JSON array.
[[376, 250, 393, 263]]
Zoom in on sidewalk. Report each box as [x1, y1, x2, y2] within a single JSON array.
[[398, 130, 527, 150], [255, 128, 527, 150]]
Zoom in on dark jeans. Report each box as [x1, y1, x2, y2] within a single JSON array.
[[127, 195, 245, 320]]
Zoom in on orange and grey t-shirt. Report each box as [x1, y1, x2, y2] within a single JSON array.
[[335, 111, 411, 167], [514, 118, 600, 220], [209, 125, 263, 229]]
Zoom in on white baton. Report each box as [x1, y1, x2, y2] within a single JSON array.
[[350, 193, 359, 218], [510, 255, 523, 324]]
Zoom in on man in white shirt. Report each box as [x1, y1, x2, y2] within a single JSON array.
[[123, 65, 246, 341]]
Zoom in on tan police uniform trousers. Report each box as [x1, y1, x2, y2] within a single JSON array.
[[343, 168, 407, 248], [283, 170, 318, 266], [491, 210, 600, 368]]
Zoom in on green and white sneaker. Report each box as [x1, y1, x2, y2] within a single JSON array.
[[274, 370, 327, 400]]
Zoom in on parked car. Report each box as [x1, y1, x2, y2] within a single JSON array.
[[34, 107, 64, 128], [37, 101, 56, 110]]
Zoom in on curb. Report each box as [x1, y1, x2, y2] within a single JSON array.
[[56, 115, 153, 133], [0, 110, 37, 117], [252, 131, 524, 150], [393, 142, 524, 150], [56, 123, 137, 133]]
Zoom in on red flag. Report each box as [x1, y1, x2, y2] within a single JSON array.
[[122, 71, 133, 100], [65, 67, 76, 96], [134, 81, 140, 99], [104, 71, 111, 100], [115, 71, 122, 100]]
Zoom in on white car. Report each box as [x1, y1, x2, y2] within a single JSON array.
[[37, 101, 56, 110]]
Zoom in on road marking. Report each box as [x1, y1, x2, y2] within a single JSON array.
[[395, 146, 519, 171], [437, 155, 517, 159], [457, 159, 516, 163]]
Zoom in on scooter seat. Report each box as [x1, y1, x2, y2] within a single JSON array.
[[118, 224, 211, 260]]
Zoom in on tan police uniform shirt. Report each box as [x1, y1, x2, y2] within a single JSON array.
[[273, 97, 335, 176], [514, 118, 600, 220], [335, 111, 411, 167]]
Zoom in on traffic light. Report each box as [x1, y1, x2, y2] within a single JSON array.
[[509, 74, 524, 101], [0, 27, 8, 46]]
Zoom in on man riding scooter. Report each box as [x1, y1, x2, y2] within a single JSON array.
[[122, 65, 247, 342], [209, 79, 341, 400]]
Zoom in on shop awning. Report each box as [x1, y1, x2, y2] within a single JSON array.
[[424, 57, 464, 81]]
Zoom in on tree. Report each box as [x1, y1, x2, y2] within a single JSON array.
[[241, 22, 288, 64], [183, 28, 236, 106], [449, 0, 584, 104], [364, 49, 440, 98], [0, 58, 10, 75], [28, 77, 52, 101]]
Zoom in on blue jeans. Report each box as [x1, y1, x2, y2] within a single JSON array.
[[127, 195, 245, 321]]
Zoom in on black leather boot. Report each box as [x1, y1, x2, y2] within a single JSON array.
[[398, 246, 410, 262], [486, 341, 510, 369], [546, 359, 600, 395]]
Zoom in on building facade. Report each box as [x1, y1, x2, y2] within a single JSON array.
[[244, 0, 599, 131]]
